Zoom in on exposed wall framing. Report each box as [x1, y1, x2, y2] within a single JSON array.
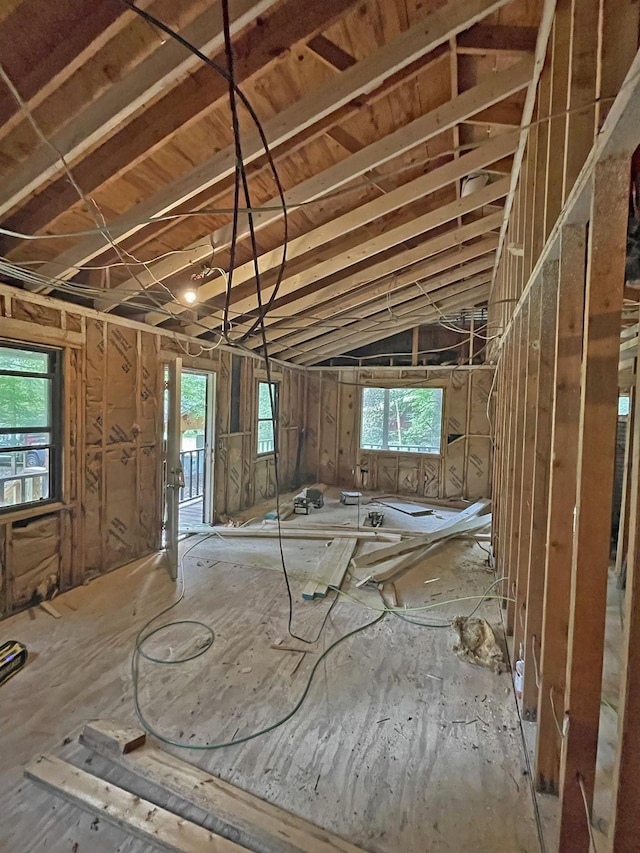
[[304, 365, 493, 499], [0, 285, 306, 620], [488, 1, 640, 848]]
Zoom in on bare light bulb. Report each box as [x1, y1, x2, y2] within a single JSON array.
[[182, 288, 198, 305]]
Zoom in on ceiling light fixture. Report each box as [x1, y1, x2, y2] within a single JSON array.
[[182, 288, 198, 305]]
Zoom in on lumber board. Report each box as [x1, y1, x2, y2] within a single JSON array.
[[522, 263, 558, 719], [457, 499, 491, 519], [302, 581, 321, 601], [351, 513, 492, 569], [304, 538, 358, 599], [558, 154, 629, 851], [369, 545, 435, 583], [215, 527, 401, 542], [80, 721, 366, 853], [324, 538, 358, 594], [25, 754, 244, 852]]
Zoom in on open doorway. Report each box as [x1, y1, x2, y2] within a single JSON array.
[[163, 365, 215, 539], [179, 370, 215, 530]]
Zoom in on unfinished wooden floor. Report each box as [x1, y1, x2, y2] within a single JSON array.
[[0, 521, 542, 852]]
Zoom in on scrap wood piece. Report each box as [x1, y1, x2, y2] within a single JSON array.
[[39, 600, 62, 619], [377, 499, 434, 517], [25, 754, 243, 853], [80, 721, 366, 853], [451, 616, 506, 674], [369, 545, 434, 583], [351, 513, 492, 570]]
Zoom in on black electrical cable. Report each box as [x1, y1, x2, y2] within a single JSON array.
[[118, 0, 290, 342], [218, 0, 309, 644], [122, 0, 313, 645]]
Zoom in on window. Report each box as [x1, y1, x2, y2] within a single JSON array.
[[230, 355, 242, 433], [619, 394, 630, 416], [0, 343, 61, 512], [257, 381, 278, 455], [360, 386, 443, 454]]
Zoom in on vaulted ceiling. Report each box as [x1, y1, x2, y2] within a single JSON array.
[[0, 0, 543, 364]]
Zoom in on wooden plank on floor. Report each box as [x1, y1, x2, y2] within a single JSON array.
[[377, 500, 434, 516], [535, 223, 586, 794], [211, 527, 401, 542], [558, 154, 629, 851], [324, 538, 358, 594], [80, 721, 366, 853], [351, 513, 492, 569], [25, 754, 244, 852]]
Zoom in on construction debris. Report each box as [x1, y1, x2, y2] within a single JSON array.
[[451, 617, 506, 674], [62, 720, 366, 853], [351, 511, 492, 571]]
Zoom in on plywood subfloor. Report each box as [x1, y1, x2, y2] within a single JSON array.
[[0, 532, 541, 852]]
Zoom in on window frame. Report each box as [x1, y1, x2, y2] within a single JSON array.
[[359, 384, 445, 457], [256, 380, 279, 457], [0, 341, 63, 515]]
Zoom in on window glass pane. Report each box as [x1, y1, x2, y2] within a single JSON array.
[[0, 449, 50, 508], [258, 382, 277, 419], [360, 386, 443, 454], [257, 419, 275, 454], [0, 374, 50, 428], [619, 395, 630, 416], [0, 347, 48, 373]]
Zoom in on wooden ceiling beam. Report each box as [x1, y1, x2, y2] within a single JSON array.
[[261, 236, 499, 352], [122, 56, 530, 322], [0, 0, 134, 130], [31, 0, 516, 288], [264, 249, 497, 355], [0, 0, 339, 221], [291, 278, 491, 364], [182, 176, 510, 338], [187, 130, 517, 308], [457, 24, 538, 55], [238, 212, 504, 342]]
